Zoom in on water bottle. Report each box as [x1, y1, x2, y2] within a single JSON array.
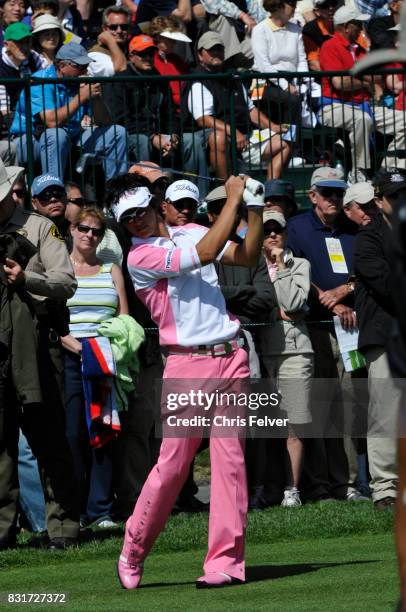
[[335, 160, 344, 178]]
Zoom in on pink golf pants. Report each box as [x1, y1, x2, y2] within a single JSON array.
[[124, 347, 250, 580]]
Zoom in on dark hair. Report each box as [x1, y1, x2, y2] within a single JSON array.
[[33, 28, 63, 55], [262, 0, 285, 12], [30, 0, 58, 11], [105, 173, 163, 217], [0, 0, 29, 7]]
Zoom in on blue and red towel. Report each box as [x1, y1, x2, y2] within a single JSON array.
[[81, 336, 121, 448]]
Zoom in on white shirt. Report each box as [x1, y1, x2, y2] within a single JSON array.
[[188, 82, 254, 121], [251, 18, 309, 90]]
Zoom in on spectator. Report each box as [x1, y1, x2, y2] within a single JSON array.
[[31, 0, 59, 23], [302, 0, 369, 71], [57, 0, 87, 42], [11, 42, 128, 181], [319, 5, 406, 183], [0, 159, 79, 550], [88, 5, 130, 75], [162, 178, 199, 225], [65, 180, 86, 223], [368, 0, 401, 51], [61, 206, 129, 529], [31, 173, 71, 239], [287, 166, 363, 503], [11, 171, 26, 205], [0, 0, 29, 47], [264, 179, 298, 217], [32, 14, 64, 67], [183, 31, 290, 180], [261, 210, 313, 507], [342, 180, 378, 227], [201, 0, 257, 68], [353, 171, 404, 510], [252, 0, 308, 130], [0, 23, 42, 123], [150, 15, 191, 107]]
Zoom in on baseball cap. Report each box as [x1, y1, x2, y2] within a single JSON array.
[[343, 181, 375, 206], [4, 23, 32, 42], [310, 166, 348, 190], [165, 180, 199, 203], [31, 174, 65, 197], [197, 31, 224, 50], [264, 179, 296, 201], [263, 210, 287, 227], [205, 185, 227, 202], [160, 30, 192, 43], [112, 187, 153, 222], [373, 168, 406, 196], [333, 6, 370, 25], [32, 14, 64, 36], [129, 35, 156, 54], [56, 42, 94, 65]]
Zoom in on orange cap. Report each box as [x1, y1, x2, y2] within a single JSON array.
[[129, 34, 156, 53], [129, 161, 167, 184]]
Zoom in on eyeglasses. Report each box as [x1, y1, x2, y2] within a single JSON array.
[[68, 197, 85, 206], [317, 187, 344, 199], [264, 225, 284, 236], [120, 208, 148, 223], [77, 224, 104, 237], [37, 189, 66, 202], [107, 23, 129, 31], [12, 188, 26, 198]]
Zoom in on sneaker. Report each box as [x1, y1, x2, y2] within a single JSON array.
[[374, 496, 396, 511], [347, 169, 367, 184], [173, 495, 209, 514], [346, 490, 370, 502], [289, 156, 306, 168], [281, 488, 302, 507], [94, 518, 118, 529], [249, 486, 268, 511]]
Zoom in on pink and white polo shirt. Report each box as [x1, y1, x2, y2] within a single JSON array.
[[127, 223, 240, 347]]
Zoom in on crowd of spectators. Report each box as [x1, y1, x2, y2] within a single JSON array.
[[0, 0, 405, 552]]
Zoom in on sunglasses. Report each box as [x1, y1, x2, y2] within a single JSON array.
[[38, 189, 66, 202], [68, 197, 85, 206], [107, 23, 129, 31], [264, 225, 284, 236], [77, 224, 104, 237], [169, 200, 197, 212], [130, 48, 155, 57], [13, 188, 26, 198], [317, 187, 344, 199], [120, 208, 148, 223]]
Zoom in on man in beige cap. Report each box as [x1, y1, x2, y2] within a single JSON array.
[[0, 159, 79, 550], [286, 166, 368, 503], [343, 181, 378, 227]]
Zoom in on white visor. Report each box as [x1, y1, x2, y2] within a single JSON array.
[[159, 30, 192, 43], [112, 187, 152, 221]]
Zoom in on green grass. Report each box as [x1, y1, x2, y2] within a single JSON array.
[[0, 502, 398, 611]]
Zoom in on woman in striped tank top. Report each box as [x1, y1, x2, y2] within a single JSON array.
[[61, 207, 128, 529]]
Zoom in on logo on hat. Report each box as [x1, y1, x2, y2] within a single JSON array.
[[391, 174, 404, 183]]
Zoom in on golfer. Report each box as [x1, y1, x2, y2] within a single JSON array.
[[111, 174, 264, 589]]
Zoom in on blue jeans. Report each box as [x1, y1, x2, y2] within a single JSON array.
[[18, 431, 46, 533], [127, 130, 209, 199], [64, 350, 115, 524], [15, 124, 128, 180]]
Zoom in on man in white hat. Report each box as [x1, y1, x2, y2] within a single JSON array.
[[0, 159, 79, 550], [162, 179, 199, 227], [319, 5, 406, 183], [343, 181, 378, 226]]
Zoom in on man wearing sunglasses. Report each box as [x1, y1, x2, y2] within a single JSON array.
[[287, 165, 366, 504], [11, 42, 127, 181], [31, 173, 71, 241], [88, 6, 130, 74], [162, 179, 199, 227]]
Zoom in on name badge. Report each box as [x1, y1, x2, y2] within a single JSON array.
[[325, 237, 348, 274]]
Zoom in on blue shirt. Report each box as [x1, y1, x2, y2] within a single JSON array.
[[11, 64, 88, 137], [286, 208, 357, 320]]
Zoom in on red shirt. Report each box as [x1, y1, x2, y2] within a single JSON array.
[[319, 32, 368, 104], [154, 51, 188, 108]]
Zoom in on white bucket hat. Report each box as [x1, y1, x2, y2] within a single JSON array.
[[159, 30, 192, 43], [32, 14, 65, 39]]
